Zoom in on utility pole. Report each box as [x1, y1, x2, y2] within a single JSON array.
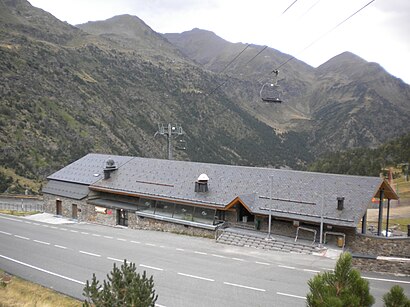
[[155, 123, 185, 160]]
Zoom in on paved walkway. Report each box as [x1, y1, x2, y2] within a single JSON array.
[[23, 212, 77, 225]]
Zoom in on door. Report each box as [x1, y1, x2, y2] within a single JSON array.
[[72, 204, 78, 219], [117, 209, 128, 227], [56, 200, 62, 216]]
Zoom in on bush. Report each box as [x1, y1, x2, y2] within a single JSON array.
[[383, 285, 410, 307], [306, 252, 375, 307], [83, 260, 157, 307]]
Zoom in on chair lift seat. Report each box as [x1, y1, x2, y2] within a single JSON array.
[[261, 97, 282, 103]]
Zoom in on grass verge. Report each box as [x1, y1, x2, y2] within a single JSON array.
[[0, 210, 39, 216], [0, 270, 82, 307]]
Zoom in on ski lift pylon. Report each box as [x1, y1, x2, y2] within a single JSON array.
[[260, 70, 282, 103]]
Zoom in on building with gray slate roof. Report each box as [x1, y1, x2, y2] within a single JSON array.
[[42, 153, 398, 245]]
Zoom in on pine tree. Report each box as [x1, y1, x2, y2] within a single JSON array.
[[383, 285, 410, 307], [83, 260, 158, 307], [306, 252, 375, 307]]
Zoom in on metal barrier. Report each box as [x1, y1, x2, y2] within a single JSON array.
[[324, 231, 346, 249], [295, 226, 317, 245], [0, 203, 43, 212]]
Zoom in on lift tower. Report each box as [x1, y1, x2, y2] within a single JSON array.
[[155, 123, 185, 160]]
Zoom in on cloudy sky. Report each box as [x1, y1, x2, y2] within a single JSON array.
[[29, 0, 410, 84]]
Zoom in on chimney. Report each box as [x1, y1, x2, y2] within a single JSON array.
[[103, 158, 118, 179], [337, 197, 345, 210], [195, 173, 209, 192]]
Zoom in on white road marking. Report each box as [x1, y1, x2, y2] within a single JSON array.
[[363, 276, 410, 284], [0, 216, 21, 222], [42, 225, 49, 228], [50, 226, 58, 229], [69, 230, 78, 233], [0, 254, 85, 285], [15, 235, 29, 240], [232, 257, 245, 262], [24, 221, 32, 224], [81, 232, 89, 235], [104, 236, 114, 239], [107, 257, 124, 262], [194, 251, 207, 255], [139, 264, 164, 271], [224, 282, 265, 292], [178, 272, 214, 282], [321, 268, 334, 271], [130, 240, 140, 244], [92, 234, 101, 237], [79, 250, 101, 257], [145, 243, 156, 246], [33, 240, 50, 245], [0, 230, 12, 235], [32, 223, 40, 226], [54, 245, 67, 249], [155, 304, 167, 307], [117, 238, 126, 242], [303, 269, 320, 273], [278, 265, 296, 270], [211, 254, 227, 258], [277, 292, 306, 299], [176, 248, 185, 251], [255, 261, 270, 266], [159, 246, 166, 248]]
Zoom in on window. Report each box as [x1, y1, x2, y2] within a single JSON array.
[[174, 204, 194, 221], [138, 198, 155, 213], [155, 201, 175, 217], [193, 207, 216, 224]]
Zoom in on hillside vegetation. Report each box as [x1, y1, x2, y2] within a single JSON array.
[[1, 0, 409, 193], [307, 132, 410, 176]]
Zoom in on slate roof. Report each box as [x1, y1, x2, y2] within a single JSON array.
[[45, 153, 397, 228], [47, 153, 134, 185], [42, 180, 89, 200]]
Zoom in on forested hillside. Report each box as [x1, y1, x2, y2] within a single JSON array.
[[307, 133, 410, 176], [1, 0, 409, 194]]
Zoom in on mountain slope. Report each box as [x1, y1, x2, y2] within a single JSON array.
[[0, 0, 311, 193], [164, 30, 410, 152], [309, 52, 410, 151]]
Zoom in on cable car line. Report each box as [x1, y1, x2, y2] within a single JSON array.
[[218, 44, 250, 74], [200, 0, 377, 116], [243, 45, 268, 67], [282, 0, 299, 15], [260, 0, 377, 83]]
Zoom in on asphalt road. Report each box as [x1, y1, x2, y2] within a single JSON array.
[[0, 213, 409, 306]]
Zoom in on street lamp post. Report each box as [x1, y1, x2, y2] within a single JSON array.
[[266, 175, 273, 240], [319, 180, 324, 247]]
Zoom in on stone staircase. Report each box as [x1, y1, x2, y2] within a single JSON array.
[[216, 229, 321, 255]]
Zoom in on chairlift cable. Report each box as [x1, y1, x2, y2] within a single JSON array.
[[282, 0, 299, 15], [261, 0, 376, 82], [219, 44, 250, 74]]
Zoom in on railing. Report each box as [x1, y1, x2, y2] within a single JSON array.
[[0, 203, 44, 212]]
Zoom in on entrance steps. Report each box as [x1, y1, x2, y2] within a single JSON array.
[[216, 229, 320, 255]]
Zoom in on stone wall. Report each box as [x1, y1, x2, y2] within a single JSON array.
[[130, 214, 215, 238], [349, 233, 410, 258], [352, 258, 410, 276], [43, 194, 88, 221], [43, 194, 116, 226]]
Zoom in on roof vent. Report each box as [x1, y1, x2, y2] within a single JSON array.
[[337, 197, 345, 210], [195, 173, 209, 192], [103, 158, 118, 179]]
